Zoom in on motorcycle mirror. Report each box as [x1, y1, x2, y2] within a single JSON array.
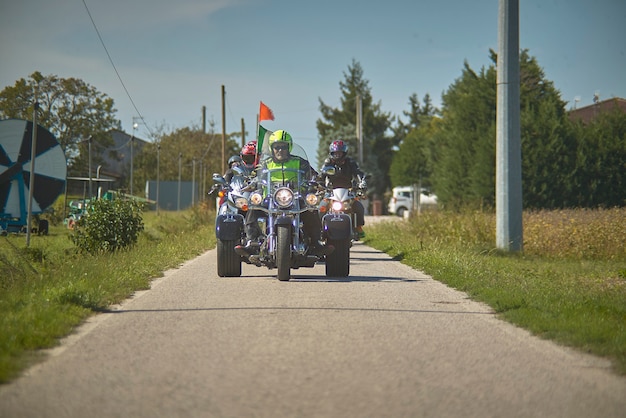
[[321, 165, 336, 176], [212, 173, 226, 185]]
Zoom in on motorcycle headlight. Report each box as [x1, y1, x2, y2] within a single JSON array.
[[274, 187, 294, 208], [332, 201, 343, 211], [250, 192, 263, 205], [305, 193, 319, 206], [234, 197, 249, 210]]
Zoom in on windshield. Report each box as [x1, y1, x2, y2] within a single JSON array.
[[259, 142, 309, 163]]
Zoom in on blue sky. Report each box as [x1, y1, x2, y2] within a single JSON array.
[[1, 0, 625, 161]]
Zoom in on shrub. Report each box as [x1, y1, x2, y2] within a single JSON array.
[[70, 199, 144, 253]]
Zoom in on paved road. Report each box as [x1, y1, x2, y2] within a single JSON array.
[[1, 238, 625, 417]]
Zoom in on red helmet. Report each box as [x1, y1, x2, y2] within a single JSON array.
[[241, 140, 257, 166], [329, 140, 348, 163]]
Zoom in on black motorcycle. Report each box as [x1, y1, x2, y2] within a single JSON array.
[[211, 165, 252, 277]]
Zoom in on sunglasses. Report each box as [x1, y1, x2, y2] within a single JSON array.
[[273, 145, 289, 151]]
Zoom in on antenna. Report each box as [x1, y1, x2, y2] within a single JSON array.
[[593, 91, 600, 103], [574, 96, 581, 109]]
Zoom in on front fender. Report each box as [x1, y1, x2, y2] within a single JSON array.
[[215, 214, 244, 241], [322, 213, 352, 240]]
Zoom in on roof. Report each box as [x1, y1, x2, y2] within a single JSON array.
[[568, 97, 626, 124]]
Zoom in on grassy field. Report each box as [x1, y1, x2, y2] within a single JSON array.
[[363, 208, 626, 375], [0, 207, 216, 383], [1, 206, 625, 383]]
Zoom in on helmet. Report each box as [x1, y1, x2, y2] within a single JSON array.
[[268, 130, 293, 152], [240, 140, 257, 166], [228, 155, 243, 168], [329, 140, 348, 163]]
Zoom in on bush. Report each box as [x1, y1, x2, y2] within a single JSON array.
[[70, 199, 144, 253]]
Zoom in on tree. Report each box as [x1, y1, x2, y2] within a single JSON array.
[[142, 125, 240, 196], [432, 60, 497, 208], [389, 117, 441, 189], [430, 49, 586, 209], [572, 109, 626, 207], [389, 93, 439, 188], [0, 71, 121, 168], [316, 60, 393, 197]]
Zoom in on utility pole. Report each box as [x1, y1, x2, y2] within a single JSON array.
[[156, 143, 160, 215], [202, 105, 207, 134], [177, 152, 182, 211], [26, 89, 38, 247], [88, 135, 93, 199], [221, 85, 226, 173], [241, 118, 245, 148], [496, 0, 523, 251], [356, 94, 363, 165]]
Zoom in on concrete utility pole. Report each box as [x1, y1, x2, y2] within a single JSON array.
[[496, 0, 523, 251]]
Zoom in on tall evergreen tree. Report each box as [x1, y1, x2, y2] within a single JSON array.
[[432, 60, 497, 208], [572, 109, 626, 207], [316, 60, 392, 197]]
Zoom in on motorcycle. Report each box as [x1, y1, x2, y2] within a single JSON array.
[[237, 144, 326, 281], [318, 165, 366, 277], [211, 165, 253, 277]]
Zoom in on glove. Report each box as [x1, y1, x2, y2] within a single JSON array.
[[358, 180, 367, 190]]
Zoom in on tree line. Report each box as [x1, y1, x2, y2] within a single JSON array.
[[2, 51, 625, 209], [316, 54, 626, 209]]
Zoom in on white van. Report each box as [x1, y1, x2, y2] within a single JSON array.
[[387, 186, 437, 217]]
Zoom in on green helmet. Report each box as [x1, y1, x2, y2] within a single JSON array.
[[268, 130, 293, 152]]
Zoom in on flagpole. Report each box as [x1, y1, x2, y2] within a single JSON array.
[[255, 113, 260, 163]]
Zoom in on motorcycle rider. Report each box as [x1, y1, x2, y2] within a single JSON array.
[[318, 140, 367, 238], [237, 129, 332, 256], [224, 140, 257, 183]]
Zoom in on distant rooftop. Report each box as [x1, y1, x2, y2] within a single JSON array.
[[568, 97, 626, 124]]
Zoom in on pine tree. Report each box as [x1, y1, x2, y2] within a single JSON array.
[[316, 60, 392, 197]]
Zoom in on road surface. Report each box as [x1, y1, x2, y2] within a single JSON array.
[[1, 235, 625, 417]]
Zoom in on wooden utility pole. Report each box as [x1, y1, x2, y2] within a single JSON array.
[[241, 118, 245, 147], [356, 94, 363, 165], [221, 85, 226, 172], [202, 106, 206, 134], [26, 90, 38, 247]]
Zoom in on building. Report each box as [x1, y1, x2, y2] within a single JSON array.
[[67, 129, 148, 196], [568, 97, 626, 124]]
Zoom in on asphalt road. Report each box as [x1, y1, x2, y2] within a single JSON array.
[[1, 230, 625, 417]]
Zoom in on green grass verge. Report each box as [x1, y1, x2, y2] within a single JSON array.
[[0, 208, 216, 383], [364, 211, 626, 375]]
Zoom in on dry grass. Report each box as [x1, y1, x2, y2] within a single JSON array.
[[524, 208, 626, 260]]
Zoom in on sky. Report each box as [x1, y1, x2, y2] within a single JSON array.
[[1, 0, 625, 162]]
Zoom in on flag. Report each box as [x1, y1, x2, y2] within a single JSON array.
[[257, 125, 272, 157], [259, 101, 275, 121]]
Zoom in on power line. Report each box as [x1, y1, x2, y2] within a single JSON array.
[[81, 0, 151, 137]]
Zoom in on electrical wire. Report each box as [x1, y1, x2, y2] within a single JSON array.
[[81, 0, 152, 138]]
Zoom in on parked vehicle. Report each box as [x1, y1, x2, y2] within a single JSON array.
[[388, 186, 437, 217], [318, 165, 366, 277]]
